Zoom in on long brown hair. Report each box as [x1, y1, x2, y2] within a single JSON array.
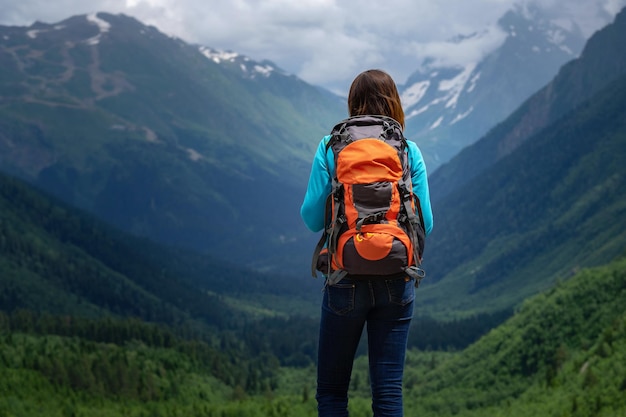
[[347, 69, 405, 128]]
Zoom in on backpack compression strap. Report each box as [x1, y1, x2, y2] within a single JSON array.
[[398, 179, 427, 286], [310, 193, 333, 277]]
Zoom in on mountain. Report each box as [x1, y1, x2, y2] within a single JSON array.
[[416, 7, 626, 317], [429, 6, 626, 201], [2, 7, 625, 323], [400, 3, 586, 171], [0, 12, 345, 275]]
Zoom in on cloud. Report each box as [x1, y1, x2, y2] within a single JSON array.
[[406, 26, 509, 70], [0, 0, 624, 94]]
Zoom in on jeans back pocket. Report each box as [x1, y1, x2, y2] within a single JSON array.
[[326, 282, 356, 315], [385, 276, 415, 306]]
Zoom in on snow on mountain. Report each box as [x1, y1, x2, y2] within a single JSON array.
[[439, 63, 477, 111], [85, 13, 111, 45], [198, 46, 287, 79], [402, 80, 430, 112], [87, 12, 111, 33]]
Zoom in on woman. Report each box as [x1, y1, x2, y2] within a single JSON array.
[[301, 69, 434, 416]]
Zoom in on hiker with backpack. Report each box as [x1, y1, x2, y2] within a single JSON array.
[[301, 69, 433, 417]]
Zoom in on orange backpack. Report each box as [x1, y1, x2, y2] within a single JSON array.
[[311, 115, 426, 286]]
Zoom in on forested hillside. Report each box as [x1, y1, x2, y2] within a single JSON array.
[[403, 254, 626, 417], [2, 253, 623, 416], [0, 171, 320, 325]]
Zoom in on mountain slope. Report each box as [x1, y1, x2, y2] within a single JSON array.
[[417, 68, 626, 316], [0, 170, 320, 327], [429, 6, 626, 201], [403, 255, 626, 416], [0, 12, 345, 272], [400, 4, 585, 171]]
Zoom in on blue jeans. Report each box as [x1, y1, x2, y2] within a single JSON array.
[[316, 275, 415, 417]]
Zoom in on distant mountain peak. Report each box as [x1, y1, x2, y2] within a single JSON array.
[[400, 3, 586, 170], [5, 11, 288, 83], [12, 12, 137, 46], [499, 4, 582, 55]]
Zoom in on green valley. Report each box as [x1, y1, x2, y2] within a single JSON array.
[[1, 255, 624, 416]]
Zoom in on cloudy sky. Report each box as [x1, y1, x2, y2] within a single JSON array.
[[1, 0, 624, 94]]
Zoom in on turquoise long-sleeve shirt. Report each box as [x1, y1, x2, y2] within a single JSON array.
[[300, 135, 434, 236]]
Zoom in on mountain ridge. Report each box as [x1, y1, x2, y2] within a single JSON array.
[[429, 5, 626, 201], [0, 12, 346, 272]]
